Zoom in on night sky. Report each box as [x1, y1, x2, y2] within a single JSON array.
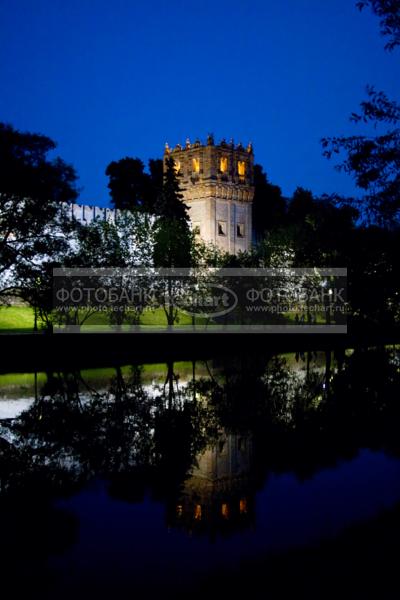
[[1, 0, 399, 206]]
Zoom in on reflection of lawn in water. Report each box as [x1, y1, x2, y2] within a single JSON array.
[[0, 361, 211, 395], [0, 372, 47, 399]]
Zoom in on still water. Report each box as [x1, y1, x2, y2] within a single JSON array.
[[1, 347, 400, 598]]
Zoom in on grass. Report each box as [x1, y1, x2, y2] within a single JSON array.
[[0, 305, 334, 333], [0, 305, 41, 332], [0, 305, 203, 332]]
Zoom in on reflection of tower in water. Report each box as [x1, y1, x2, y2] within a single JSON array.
[[167, 431, 255, 537]]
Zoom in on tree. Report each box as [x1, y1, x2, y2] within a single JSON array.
[[287, 187, 315, 224], [348, 226, 400, 327], [252, 164, 286, 238], [322, 87, 400, 224], [290, 193, 357, 267], [105, 157, 149, 211], [0, 122, 79, 300], [148, 158, 163, 201], [0, 122, 78, 204], [105, 156, 163, 213], [153, 156, 192, 269], [153, 156, 190, 222], [322, 2, 400, 225], [152, 157, 192, 326], [54, 212, 155, 330], [357, 1, 400, 51]]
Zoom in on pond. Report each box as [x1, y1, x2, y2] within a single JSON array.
[[1, 346, 400, 598]]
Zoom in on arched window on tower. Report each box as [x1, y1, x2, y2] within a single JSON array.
[[220, 156, 228, 173], [238, 160, 246, 179], [218, 221, 227, 236], [237, 223, 245, 238], [192, 157, 200, 173]]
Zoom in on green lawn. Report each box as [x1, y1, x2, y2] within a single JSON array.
[[0, 305, 202, 332], [0, 305, 40, 332], [2, 304, 335, 333], [0, 304, 334, 333]]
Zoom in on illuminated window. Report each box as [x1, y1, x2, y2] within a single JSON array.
[[237, 223, 245, 238], [221, 503, 229, 519], [238, 160, 246, 178], [192, 157, 200, 173], [220, 156, 228, 173], [174, 160, 181, 173], [239, 499, 248, 514], [218, 221, 227, 236], [194, 504, 202, 520]]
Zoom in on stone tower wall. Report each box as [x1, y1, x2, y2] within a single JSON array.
[[164, 136, 255, 254]]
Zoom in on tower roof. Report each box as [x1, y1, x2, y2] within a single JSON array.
[[164, 136, 253, 155]]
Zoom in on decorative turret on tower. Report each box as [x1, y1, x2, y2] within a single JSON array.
[[163, 136, 254, 253]]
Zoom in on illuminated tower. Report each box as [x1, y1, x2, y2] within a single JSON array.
[[164, 135, 254, 254]]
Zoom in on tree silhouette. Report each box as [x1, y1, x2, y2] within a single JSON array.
[[105, 156, 163, 213], [252, 164, 286, 238], [357, 0, 400, 51], [151, 157, 193, 324], [153, 156, 191, 268], [153, 156, 190, 222], [0, 122, 79, 300], [0, 122, 78, 204], [287, 187, 315, 224], [105, 157, 149, 211], [322, 87, 400, 225], [148, 158, 163, 202], [322, 2, 400, 225]]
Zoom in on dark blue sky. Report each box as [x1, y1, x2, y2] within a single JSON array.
[[1, 0, 398, 206]]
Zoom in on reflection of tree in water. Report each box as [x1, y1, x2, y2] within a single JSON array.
[[1, 347, 400, 537], [253, 347, 400, 480], [0, 362, 218, 500], [1, 366, 154, 497]]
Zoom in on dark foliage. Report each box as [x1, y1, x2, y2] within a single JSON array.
[[252, 164, 286, 237], [105, 156, 164, 213], [357, 0, 400, 51], [0, 122, 78, 204], [322, 2, 400, 224], [0, 123, 79, 293], [153, 156, 190, 222], [322, 87, 400, 225]]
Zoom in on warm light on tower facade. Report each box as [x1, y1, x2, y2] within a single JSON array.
[[192, 157, 200, 173], [164, 135, 254, 254], [237, 160, 246, 178]]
